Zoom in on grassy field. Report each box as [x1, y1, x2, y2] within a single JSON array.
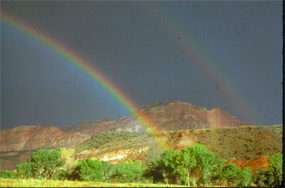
[[0, 178, 185, 187]]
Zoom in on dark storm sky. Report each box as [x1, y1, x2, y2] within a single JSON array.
[[1, 1, 283, 129]]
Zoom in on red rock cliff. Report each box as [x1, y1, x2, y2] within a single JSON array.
[[136, 100, 245, 131], [0, 124, 90, 152], [0, 100, 246, 152]]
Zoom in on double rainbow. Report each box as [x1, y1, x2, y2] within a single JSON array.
[[1, 12, 168, 149], [1, 6, 256, 150]]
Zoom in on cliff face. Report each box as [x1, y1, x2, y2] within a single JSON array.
[[0, 100, 251, 170], [136, 100, 245, 131], [0, 100, 245, 152], [68, 100, 246, 133], [61, 101, 246, 134], [0, 124, 90, 152]]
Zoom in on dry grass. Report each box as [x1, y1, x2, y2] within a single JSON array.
[[0, 178, 185, 187]]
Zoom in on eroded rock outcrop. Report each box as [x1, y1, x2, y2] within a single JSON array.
[[136, 100, 246, 131], [75, 146, 149, 164], [0, 100, 259, 171], [0, 124, 90, 152], [62, 101, 246, 133], [226, 155, 269, 174]]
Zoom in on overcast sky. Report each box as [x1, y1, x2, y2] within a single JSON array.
[[1, 1, 283, 129]]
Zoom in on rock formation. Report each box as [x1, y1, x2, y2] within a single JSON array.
[[2, 100, 279, 171], [61, 100, 246, 133], [226, 155, 269, 174], [75, 146, 150, 164], [136, 100, 246, 131], [1, 100, 245, 152], [0, 124, 90, 152]]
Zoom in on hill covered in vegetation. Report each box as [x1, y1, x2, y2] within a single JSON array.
[[1, 124, 282, 171], [74, 124, 283, 164]]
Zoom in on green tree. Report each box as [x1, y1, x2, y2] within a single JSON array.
[[173, 148, 196, 186], [114, 160, 143, 183], [253, 152, 283, 187], [144, 149, 178, 184], [221, 163, 252, 186], [267, 152, 283, 187], [101, 161, 115, 183], [16, 149, 63, 179], [16, 161, 33, 178], [143, 158, 164, 183], [160, 149, 179, 184], [29, 149, 63, 179], [253, 168, 268, 187], [181, 144, 224, 186], [144, 144, 224, 186], [73, 158, 103, 181]]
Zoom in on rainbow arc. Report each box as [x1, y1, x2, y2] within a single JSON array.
[[1, 12, 168, 150]]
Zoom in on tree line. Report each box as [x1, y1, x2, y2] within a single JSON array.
[[0, 144, 282, 187]]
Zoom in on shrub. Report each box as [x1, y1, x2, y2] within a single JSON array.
[[221, 163, 252, 186], [101, 161, 115, 183], [0, 170, 16, 178], [267, 152, 283, 187], [113, 160, 144, 183], [72, 158, 103, 181], [253, 152, 283, 187], [16, 149, 64, 179], [16, 162, 32, 178], [253, 168, 268, 187]]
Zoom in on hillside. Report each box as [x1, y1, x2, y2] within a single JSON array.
[[0, 100, 282, 170], [0, 100, 246, 153], [1, 125, 282, 170], [62, 100, 247, 132], [74, 125, 283, 164]]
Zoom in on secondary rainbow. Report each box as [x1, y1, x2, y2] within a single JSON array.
[[141, 2, 259, 124], [1, 12, 168, 149]]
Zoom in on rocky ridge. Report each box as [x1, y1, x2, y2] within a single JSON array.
[[2, 100, 280, 171], [0, 100, 246, 152], [0, 125, 90, 152]]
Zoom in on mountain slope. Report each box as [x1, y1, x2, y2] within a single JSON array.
[[0, 100, 246, 152], [0, 125, 282, 170], [74, 125, 282, 164], [0, 100, 281, 171]]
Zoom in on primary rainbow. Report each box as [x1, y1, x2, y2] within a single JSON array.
[[1, 12, 168, 149]]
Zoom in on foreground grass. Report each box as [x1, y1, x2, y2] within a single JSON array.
[[0, 178, 185, 187]]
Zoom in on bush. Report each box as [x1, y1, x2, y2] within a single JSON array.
[[16, 149, 63, 179], [72, 158, 103, 181], [267, 152, 283, 187], [101, 161, 115, 183], [253, 168, 268, 187], [253, 152, 283, 187], [220, 163, 252, 186], [0, 170, 16, 178], [113, 160, 144, 183], [16, 162, 33, 178], [51, 167, 70, 180]]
